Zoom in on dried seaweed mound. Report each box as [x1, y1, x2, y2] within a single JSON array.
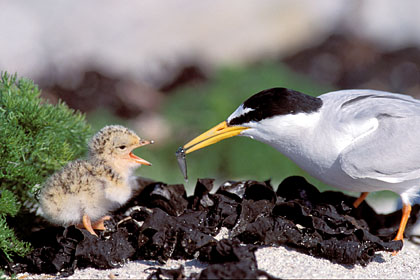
[[4, 176, 419, 278]]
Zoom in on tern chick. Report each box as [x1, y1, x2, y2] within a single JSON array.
[[39, 125, 153, 236], [181, 87, 420, 246]]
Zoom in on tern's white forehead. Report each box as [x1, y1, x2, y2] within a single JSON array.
[[227, 104, 254, 123]]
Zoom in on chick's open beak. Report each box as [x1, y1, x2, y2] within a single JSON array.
[[130, 139, 154, 166], [183, 121, 248, 154]]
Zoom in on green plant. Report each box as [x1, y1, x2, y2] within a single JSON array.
[[0, 72, 91, 261], [0, 190, 31, 261]]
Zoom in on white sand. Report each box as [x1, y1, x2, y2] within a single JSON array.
[[256, 241, 420, 279], [15, 239, 419, 279]]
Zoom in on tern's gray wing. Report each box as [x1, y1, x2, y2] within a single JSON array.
[[336, 91, 420, 183]]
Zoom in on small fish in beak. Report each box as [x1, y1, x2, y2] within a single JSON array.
[[176, 121, 248, 180], [175, 147, 188, 181]]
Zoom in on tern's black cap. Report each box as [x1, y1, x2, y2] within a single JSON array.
[[228, 88, 322, 125]]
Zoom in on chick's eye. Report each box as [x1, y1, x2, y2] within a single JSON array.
[[118, 145, 127, 150]]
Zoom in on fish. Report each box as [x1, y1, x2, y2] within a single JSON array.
[[175, 147, 188, 181]]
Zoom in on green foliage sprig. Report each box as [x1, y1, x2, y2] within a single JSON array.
[[0, 72, 91, 261], [0, 190, 31, 260]]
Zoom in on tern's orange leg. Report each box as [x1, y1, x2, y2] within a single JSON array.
[[394, 203, 411, 241], [91, 215, 111, 230], [391, 203, 411, 255], [353, 192, 369, 208]]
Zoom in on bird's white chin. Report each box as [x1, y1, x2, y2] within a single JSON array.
[[109, 160, 141, 181], [240, 127, 282, 148]]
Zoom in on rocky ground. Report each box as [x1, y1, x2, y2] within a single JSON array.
[[7, 176, 420, 279]]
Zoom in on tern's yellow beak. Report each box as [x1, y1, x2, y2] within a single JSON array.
[[183, 121, 249, 154]]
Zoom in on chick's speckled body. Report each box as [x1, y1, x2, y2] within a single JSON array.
[[40, 125, 152, 235]]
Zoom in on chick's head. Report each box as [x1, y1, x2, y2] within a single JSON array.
[[89, 125, 152, 170]]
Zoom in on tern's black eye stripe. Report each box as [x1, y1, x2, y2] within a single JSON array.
[[229, 88, 323, 125]]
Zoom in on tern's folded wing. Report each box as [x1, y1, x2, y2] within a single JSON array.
[[339, 114, 420, 183]]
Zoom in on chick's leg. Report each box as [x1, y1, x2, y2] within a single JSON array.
[[92, 215, 111, 230], [80, 214, 98, 236]]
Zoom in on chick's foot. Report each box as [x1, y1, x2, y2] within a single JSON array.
[[92, 215, 112, 230], [75, 214, 98, 237]]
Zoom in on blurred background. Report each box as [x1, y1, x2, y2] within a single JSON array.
[[1, 0, 420, 212]]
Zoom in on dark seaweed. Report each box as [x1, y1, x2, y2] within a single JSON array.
[[5, 176, 419, 278]]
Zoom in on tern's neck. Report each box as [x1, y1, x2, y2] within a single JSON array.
[[241, 111, 336, 172], [244, 112, 320, 149]]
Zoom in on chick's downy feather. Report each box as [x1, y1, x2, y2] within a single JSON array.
[[39, 125, 151, 228]]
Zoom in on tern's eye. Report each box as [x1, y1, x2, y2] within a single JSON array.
[[118, 145, 127, 150]]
